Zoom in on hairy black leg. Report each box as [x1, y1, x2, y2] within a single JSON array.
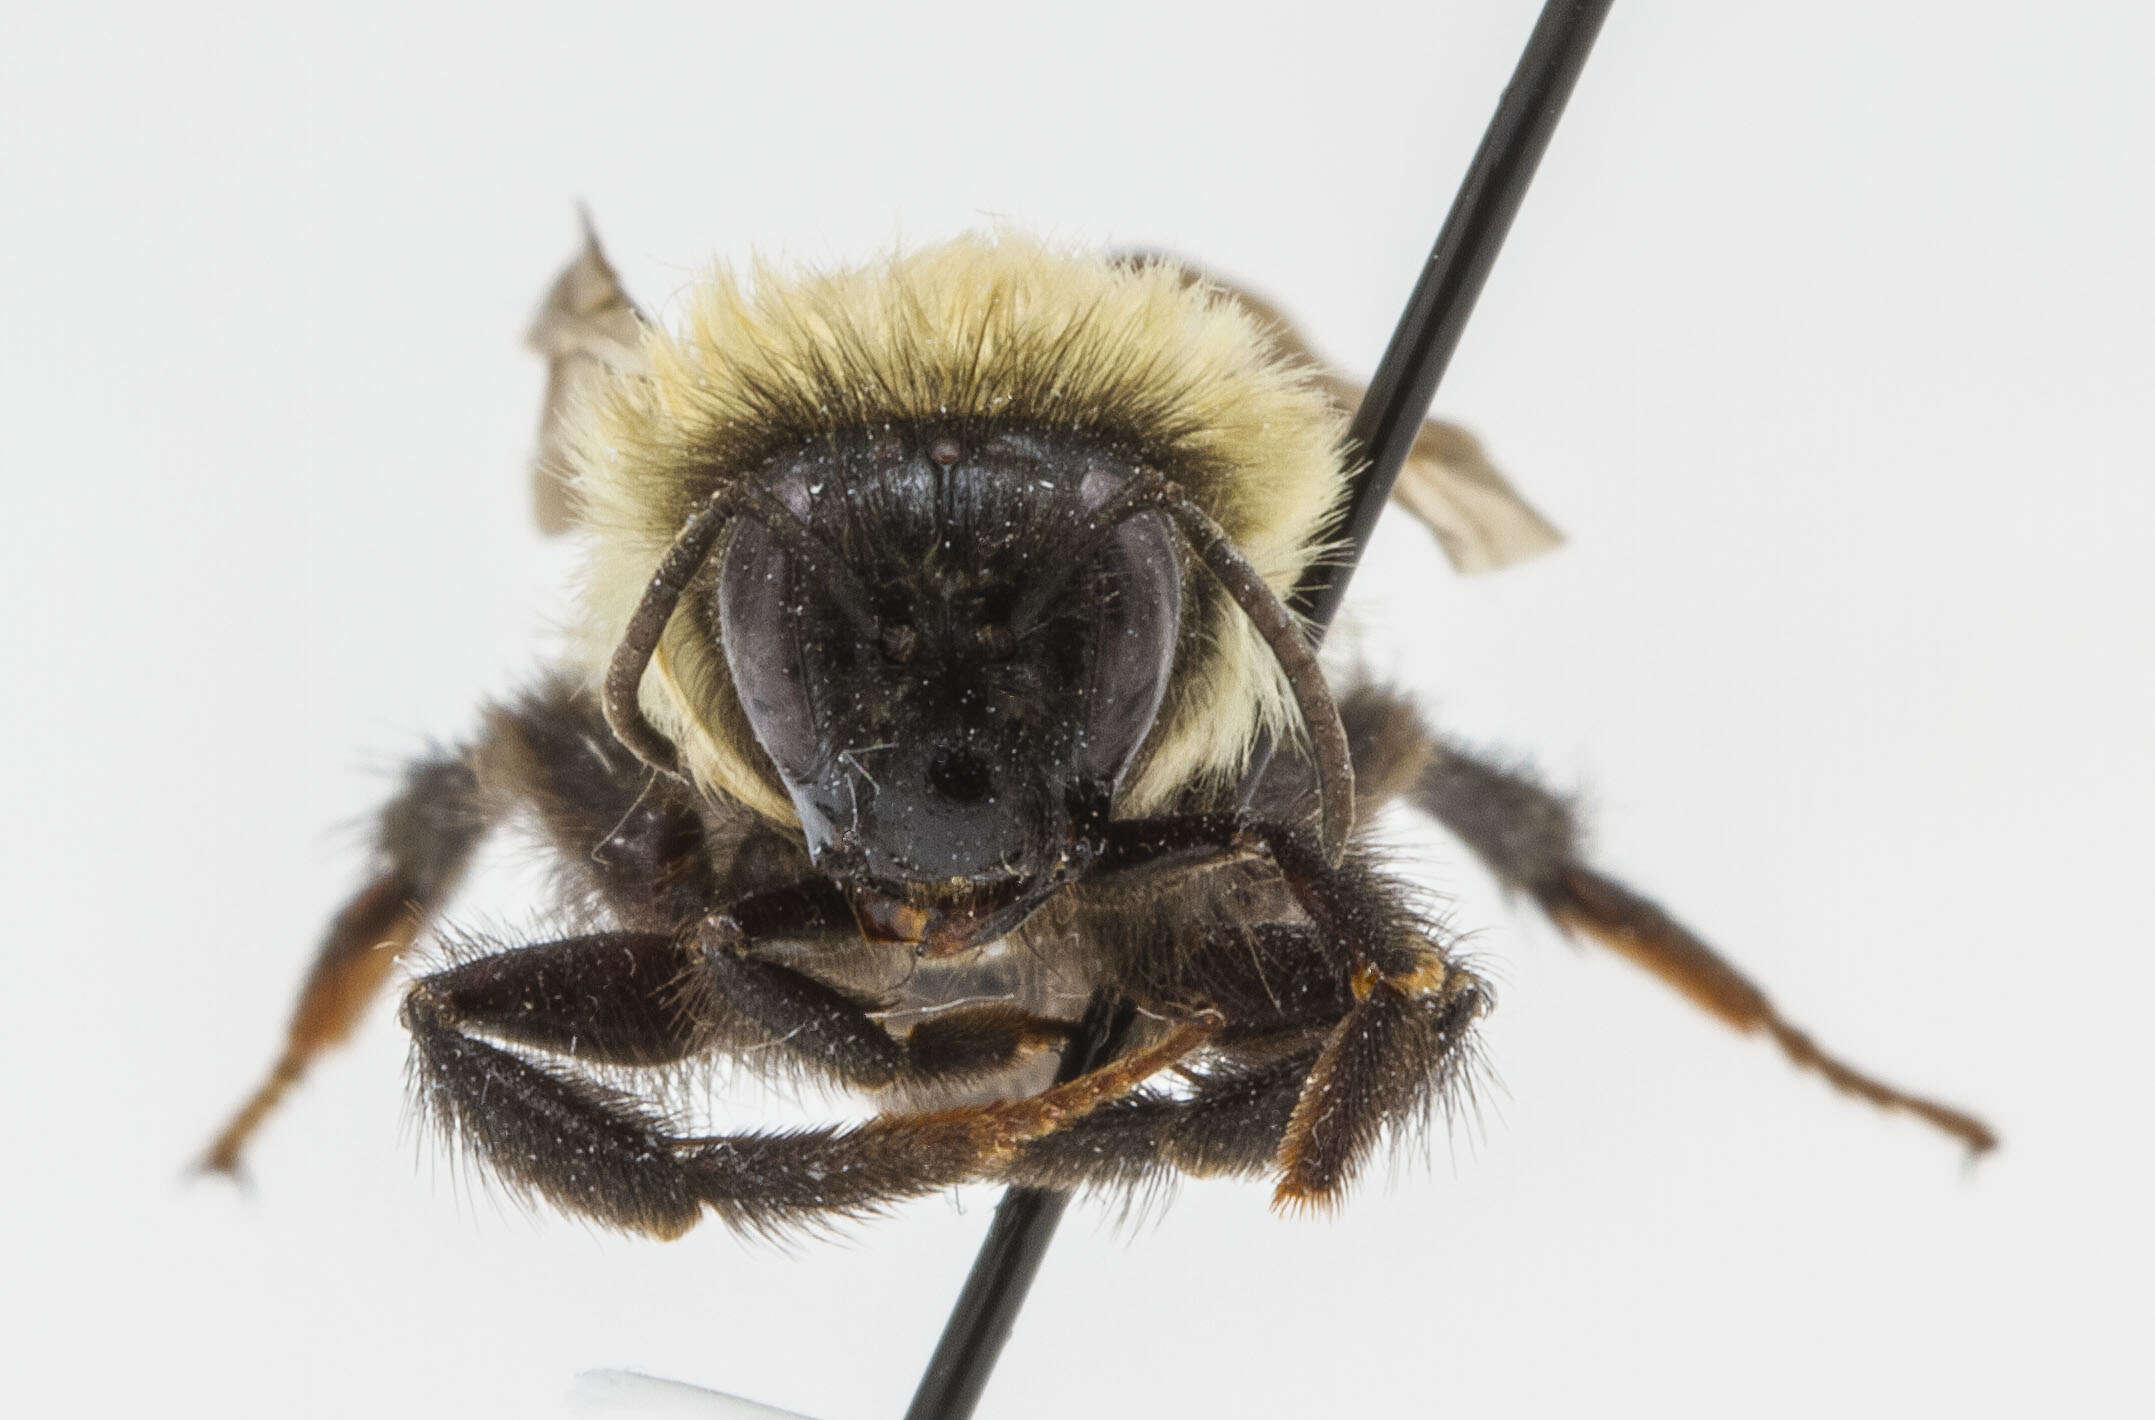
[[202, 748, 490, 1176], [410, 933, 707, 1068], [1382, 690, 1996, 1155], [203, 679, 809, 1179], [402, 986, 1218, 1239], [1004, 916, 1404, 1198], [1091, 814, 1490, 1207], [1180, 922, 1358, 1043], [990, 919, 1344, 1197], [1274, 959, 1486, 1208], [408, 888, 1080, 1099], [1004, 942, 1484, 1205]]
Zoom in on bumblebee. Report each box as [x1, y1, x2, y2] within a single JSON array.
[[203, 226, 1989, 1239]]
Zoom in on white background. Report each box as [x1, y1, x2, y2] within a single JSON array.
[[4, 3, 2150, 1417]]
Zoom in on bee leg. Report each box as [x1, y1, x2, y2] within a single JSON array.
[[1267, 950, 1489, 1210], [200, 746, 491, 1177], [1535, 861, 1995, 1153], [401, 978, 1216, 1239], [200, 678, 716, 1181], [1341, 685, 1998, 1155], [1005, 913, 1453, 1199], [401, 896, 1082, 1101], [1001, 1045, 1321, 1197], [1092, 816, 1491, 1208], [1231, 832, 1492, 1209]]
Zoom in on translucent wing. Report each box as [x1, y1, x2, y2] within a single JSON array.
[[527, 213, 651, 534], [1369, 405, 1565, 575], [1161, 255, 1564, 574]]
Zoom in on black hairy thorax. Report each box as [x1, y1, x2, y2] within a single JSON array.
[[714, 422, 1183, 954]]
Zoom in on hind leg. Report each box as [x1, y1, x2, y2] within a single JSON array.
[[200, 748, 491, 1175], [1336, 686, 1995, 1155], [201, 677, 739, 1176]]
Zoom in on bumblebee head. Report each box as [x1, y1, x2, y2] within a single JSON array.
[[711, 424, 1181, 952], [570, 235, 1359, 947]]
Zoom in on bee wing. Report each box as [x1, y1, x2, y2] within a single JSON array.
[[1351, 386, 1565, 575], [1161, 256, 1564, 574], [527, 213, 651, 535]]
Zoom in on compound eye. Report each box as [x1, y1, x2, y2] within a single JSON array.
[[714, 517, 823, 785], [1076, 510, 1181, 784]]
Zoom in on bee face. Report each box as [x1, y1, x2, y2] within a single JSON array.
[[715, 423, 1182, 951]]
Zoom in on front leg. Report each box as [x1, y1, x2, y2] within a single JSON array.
[[412, 882, 1074, 1095], [402, 942, 1216, 1238], [1096, 814, 1491, 1209], [201, 748, 493, 1176]]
